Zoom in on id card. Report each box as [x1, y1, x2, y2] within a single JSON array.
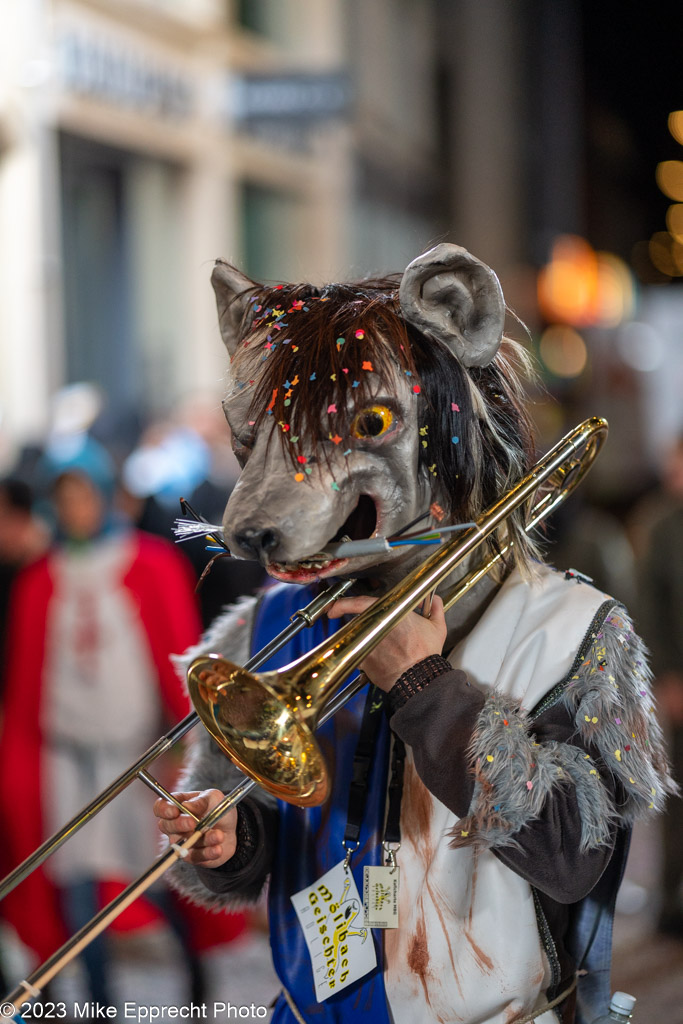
[[291, 860, 376, 1002], [363, 865, 399, 928]]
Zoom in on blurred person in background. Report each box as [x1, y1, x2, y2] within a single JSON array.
[[120, 395, 266, 629], [637, 432, 683, 939], [0, 478, 50, 694], [180, 396, 267, 628], [0, 434, 222, 1004]]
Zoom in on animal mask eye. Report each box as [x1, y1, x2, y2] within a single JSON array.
[[232, 434, 254, 468], [350, 405, 394, 439]]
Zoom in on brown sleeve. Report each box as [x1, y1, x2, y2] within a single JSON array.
[[389, 666, 485, 817]]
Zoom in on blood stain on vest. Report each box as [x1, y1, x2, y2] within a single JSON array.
[[464, 849, 493, 972], [424, 876, 463, 998], [401, 758, 433, 856], [465, 929, 494, 974], [407, 914, 433, 1004], [425, 879, 456, 964]]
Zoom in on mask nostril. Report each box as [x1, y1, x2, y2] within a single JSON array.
[[261, 529, 279, 553], [234, 526, 281, 562]]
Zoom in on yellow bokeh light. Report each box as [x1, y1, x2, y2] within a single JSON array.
[[655, 161, 683, 202], [666, 204, 683, 241], [539, 325, 588, 378], [668, 111, 683, 146], [595, 252, 635, 326], [649, 232, 683, 277]]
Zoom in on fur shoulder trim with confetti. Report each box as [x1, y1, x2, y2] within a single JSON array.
[[449, 576, 677, 852], [559, 603, 676, 821]]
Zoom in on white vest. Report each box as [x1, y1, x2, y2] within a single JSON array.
[[384, 565, 611, 1024], [42, 535, 162, 882]]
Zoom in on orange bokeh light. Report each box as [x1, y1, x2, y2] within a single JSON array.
[[537, 235, 634, 327], [668, 111, 683, 146]]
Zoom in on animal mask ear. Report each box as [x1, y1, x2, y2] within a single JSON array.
[[211, 259, 262, 357], [399, 243, 505, 367]]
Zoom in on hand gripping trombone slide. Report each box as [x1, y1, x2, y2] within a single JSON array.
[[2, 416, 608, 1011]]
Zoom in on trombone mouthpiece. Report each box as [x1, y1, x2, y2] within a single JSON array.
[[324, 537, 391, 558]]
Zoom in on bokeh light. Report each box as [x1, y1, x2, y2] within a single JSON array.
[[668, 110, 683, 146], [616, 322, 665, 373], [538, 324, 588, 378], [594, 252, 636, 326], [655, 160, 683, 202], [537, 235, 634, 327], [631, 239, 671, 283], [648, 231, 683, 276], [538, 236, 598, 326], [666, 204, 683, 241]]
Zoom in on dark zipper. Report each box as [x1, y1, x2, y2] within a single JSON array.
[[531, 886, 562, 990]]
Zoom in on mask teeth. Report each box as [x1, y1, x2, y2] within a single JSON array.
[[298, 553, 332, 568], [271, 551, 333, 571], [297, 534, 353, 568]]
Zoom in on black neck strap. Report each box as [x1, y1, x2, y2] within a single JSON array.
[[343, 683, 404, 849], [384, 734, 405, 846]]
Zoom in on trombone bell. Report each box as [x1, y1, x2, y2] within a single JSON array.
[[188, 653, 329, 807]]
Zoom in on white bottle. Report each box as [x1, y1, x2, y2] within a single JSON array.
[[591, 991, 637, 1023]]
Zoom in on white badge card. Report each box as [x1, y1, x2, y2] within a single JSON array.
[[291, 860, 377, 1002], [363, 865, 399, 928]]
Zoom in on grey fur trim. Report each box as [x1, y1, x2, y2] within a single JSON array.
[[561, 606, 677, 820], [448, 691, 560, 849], [171, 594, 257, 681], [166, 595, 278, 909], [449, 605, 676, 851], [550, 743, 620, 849], [448, 693, 617, 851]]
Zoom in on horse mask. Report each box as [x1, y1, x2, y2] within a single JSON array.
[[213, 244, 534, 589]]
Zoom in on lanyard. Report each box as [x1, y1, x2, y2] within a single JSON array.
[[342, 683, 405, 857], [384, 732, 405, 846]]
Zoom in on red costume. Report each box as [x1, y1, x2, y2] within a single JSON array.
[[0, 531, 243, 960]]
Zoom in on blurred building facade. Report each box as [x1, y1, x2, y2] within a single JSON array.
[[1, 0, 682, 492], [0, 0, 447, 460]]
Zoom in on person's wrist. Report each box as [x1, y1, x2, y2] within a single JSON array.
[[385, 654, 453, 714]]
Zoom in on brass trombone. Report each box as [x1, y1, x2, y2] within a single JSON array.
[[2, 415, 607, 1011]]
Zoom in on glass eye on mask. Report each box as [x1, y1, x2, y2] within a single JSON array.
[[350, 405, 394, 440]]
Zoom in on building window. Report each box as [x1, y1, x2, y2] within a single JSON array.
[[235, 0, 271, 36], [241, 182, 301, 283]]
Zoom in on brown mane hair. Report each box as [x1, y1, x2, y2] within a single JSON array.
[[232, 277, 416, 458]]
